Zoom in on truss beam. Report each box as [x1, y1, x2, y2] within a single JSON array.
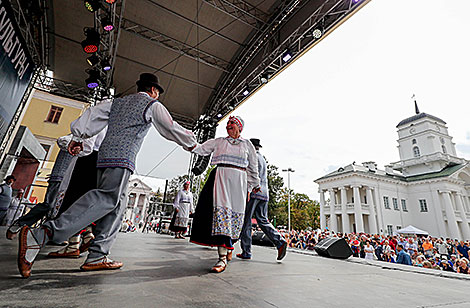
[[202, 0, 267, 30]]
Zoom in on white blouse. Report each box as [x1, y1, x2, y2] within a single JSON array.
[[192, 137, 260, 191]]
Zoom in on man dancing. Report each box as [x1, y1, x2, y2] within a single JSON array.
[[237, 138, 287, 262], [17, 73, 196, 278]]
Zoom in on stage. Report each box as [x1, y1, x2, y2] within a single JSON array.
[[0, 228, 469, 308]]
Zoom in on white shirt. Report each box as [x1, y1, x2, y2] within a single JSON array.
[[70, 93, 196, 149]]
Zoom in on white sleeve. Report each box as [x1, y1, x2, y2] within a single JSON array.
[[173, 191, 181, 211], [70, 99, 112, 141], [190, 193, 194, 212], [57, 134, 73, 150], [192, 138, 218, 156], [246, 141, 260, 191], [148, 102, 196, 149]]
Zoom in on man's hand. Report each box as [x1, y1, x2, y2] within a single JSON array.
[[68, 141, 83, 155], [252, 186, 261, 194]]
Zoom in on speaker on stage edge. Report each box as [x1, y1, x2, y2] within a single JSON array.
[[314, 237, 353, 259]]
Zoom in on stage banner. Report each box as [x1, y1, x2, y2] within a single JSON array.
[[0, 0, 35, 141]]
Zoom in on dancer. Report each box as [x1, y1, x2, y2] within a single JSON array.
[[0, 175, 15, 225], [3, 189, 27, 226], [190, 116, 260, 273], [169, 181, 194, 239], [17, 73, 196, 278], [237, 138, 287, 262]]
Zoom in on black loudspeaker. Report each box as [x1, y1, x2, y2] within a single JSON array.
[[314, 237, 353, 259]]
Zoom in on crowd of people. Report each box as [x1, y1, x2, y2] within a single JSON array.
[[280, 228, 470, 274]]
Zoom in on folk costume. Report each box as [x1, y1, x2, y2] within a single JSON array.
[[17, 73, 197, 277], [238, 139, 287, 262], [169, 182, 194, 237], [4, 192, 27, 227], [0, 179, 14, 225], [190, 116, 260, 272]]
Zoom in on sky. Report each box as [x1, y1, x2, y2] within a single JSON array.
[[135, 0, 470, 200]]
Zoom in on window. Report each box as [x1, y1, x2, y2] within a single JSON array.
[[413, 146, 420, 158], [412, 139, 417, 145], [401, 199, 408, 212], [442, 145, 447, 154], [364, 195, 367, 204], [383, 196, 390, 209], [396, 226, 401, 230], [393, 198, 399, 210], [351, 197, 354, 203], [419, 199, 428, 212], [387, 225, 393, 236], [46, 105, 63, 123]]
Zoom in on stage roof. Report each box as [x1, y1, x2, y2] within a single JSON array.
[[38, 0, 370, 128]]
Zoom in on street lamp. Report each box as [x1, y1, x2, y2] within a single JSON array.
[[282, 168, 295, 233]]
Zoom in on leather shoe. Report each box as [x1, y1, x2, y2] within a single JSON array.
[[227, 250, 233, 262], [18, 226, 48, 278], [47, 248, 80, 258], [79, 231, 95, 253], [277, 241, 288, 262], [6, 223, 22, 240], [80, 257, 123, 271], [210, 259, 227, 273], [236, 253, 251, 260]]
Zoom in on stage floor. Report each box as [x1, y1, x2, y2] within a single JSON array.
[[1, 227, 469, 308]]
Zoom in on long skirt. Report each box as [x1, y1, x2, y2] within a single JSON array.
[[190, 167, 246, 250], [169, 212, 187, 232]]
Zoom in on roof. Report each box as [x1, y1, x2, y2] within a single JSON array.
[[315, 163, 466, 183], [396, 112, 446, 128]]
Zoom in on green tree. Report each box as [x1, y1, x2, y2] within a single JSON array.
[[266, 163, 285, 224], [275, 189, 320, 231], [166, 174, 190, 202]]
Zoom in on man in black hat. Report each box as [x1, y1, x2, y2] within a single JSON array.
[[17, 73, 197, 278], [237, 138, 288, 262]]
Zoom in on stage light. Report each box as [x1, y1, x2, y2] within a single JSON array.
[[84, 0, 100, 12], [282, 50, 292, 63], [86, 70, 100, 89], [312, 28, 322, 39], [217, 113, 222, 118], [242, 89, 249, 96], [86, 54, 100, 66], [101, 16, 114, 31], [81, 28, 100, 54], [101, 58, 112, 71], [260, 72, 270, 84], [105, 0, 117, 3]]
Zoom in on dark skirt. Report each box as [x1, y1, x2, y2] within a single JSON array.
[[57, 151, 99, 216], [169, 212, 187, 232], [190, 167, 234, 250]]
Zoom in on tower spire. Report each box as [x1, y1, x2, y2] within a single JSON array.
[[412, 94, 420, 114]]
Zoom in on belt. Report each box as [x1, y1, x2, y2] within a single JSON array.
[[217, 163, 246, 171]]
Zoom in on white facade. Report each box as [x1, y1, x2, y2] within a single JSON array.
[[124, 178, 153, 227], [315, 112, 470, 240]]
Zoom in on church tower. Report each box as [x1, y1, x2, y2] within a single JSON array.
[[391, 101, 464, 176]]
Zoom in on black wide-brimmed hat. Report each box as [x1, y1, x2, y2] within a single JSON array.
[[136, 73, 165, 94], [250, 138, 262, 148]]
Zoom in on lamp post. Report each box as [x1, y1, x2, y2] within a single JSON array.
[[282, 168, 295, 233]]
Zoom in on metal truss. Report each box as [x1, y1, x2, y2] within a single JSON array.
[[34, 72, 96, 103], [206, 0, 369, 120], [202, 0, 268, 30], [121, 18, 230, 73]]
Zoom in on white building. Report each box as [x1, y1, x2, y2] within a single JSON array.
[[315, 109, 470, 239], [124, 178, 153, 227]]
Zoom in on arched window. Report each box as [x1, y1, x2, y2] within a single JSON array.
[[413, 146, 420, 158], [442, 145, 447, 154], [412, 139, 417, 145]]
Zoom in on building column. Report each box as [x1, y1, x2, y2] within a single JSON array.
[[319, 189, 326, 230], [373, 187, 384, 234], [366, 187, 378, 234], [441, 190, 460, 239], [328, 188, 338, 232], [431, 190, 447, 238], [456, 192, 470, 240], [340, 187, 349, 233], [352, 185, 364, 233]]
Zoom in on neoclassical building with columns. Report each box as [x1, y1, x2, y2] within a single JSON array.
[[315, 110, 470, 240]]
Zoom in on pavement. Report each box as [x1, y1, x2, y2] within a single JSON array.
[[1, 227, 470, 308]]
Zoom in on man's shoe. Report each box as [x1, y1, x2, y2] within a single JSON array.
[[277, 241, 288, 263], [210, 258, 227, 273], [17, 226, 49, 278], [236, 253, 251, 260], [6, 223, 22, 240], [79, 231, 94, 253], [80, 256, 123, 271], [47, 248, 80, 258]]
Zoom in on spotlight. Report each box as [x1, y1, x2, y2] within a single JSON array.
[[101, 16, 114, 31], [101, 58, 112, 71], [105, 0, 117, 3], [86, 54, 100, 66], [81, 28, 100, 54], [242, 89, 249, 96], [84, 0, 100, 12], [85, 70, 100, 89], [282, 49, 292, 63], [260, 72, 270, 84], [312, 28, 322, 39], [217, 113, 222, 118]]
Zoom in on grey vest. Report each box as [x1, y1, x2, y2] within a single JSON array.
[[0, 183, 12, 211], [97, 93, 155, 172], [49, 149, 74, 182]]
